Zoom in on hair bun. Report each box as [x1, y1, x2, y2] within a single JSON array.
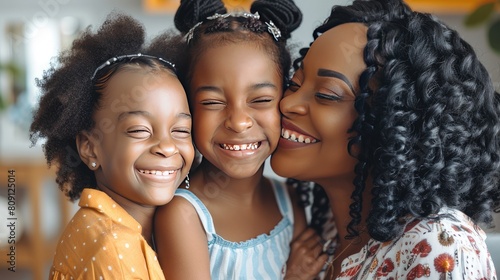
[[250, 0, 302, 39], [174, 0, 227, 33]]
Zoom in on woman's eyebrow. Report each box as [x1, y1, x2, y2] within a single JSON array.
[[317, 68, 355, 94]]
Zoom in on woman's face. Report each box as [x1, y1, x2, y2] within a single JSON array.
[[271, 23, 367, 182], [189, 42, 282, 179]]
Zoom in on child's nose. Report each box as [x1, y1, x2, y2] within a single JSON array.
[[151, 138, 178, 157], [224, 109, 253, 133]]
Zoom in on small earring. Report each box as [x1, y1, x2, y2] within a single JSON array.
[[184, 174, 190, 189], [91, 162, 97, 168]]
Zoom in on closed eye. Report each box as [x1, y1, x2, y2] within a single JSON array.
[[172, 128, 191, 139], [127, 128, 151, 139], [252, 98, 274, 103], [287, 80, 300, 92], [315, 93, 342, 102], [200, 100, 225, 105]]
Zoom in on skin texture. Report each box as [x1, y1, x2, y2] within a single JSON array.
[[154, 41, 315, 279], [190, 42, 281, 180], [77, 69, 194, 243], [271, 23, 372, 278]]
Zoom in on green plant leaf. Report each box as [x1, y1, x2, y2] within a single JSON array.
[[488, 19, 500, 54], [464, 2, 496, 27]]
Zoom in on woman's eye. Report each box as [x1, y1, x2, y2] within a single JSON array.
[[287, 80, 300, 92], [315, 93, 342, 102]]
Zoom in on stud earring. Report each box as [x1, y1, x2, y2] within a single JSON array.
[[184, 174, 190, 189], [91, 162, 97, 168]]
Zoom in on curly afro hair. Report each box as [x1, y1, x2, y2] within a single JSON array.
[[294, 0, 500, 242], [30, 13, 184, 201]]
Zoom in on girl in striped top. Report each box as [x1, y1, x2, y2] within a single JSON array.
[[154, 0, 327, 279]]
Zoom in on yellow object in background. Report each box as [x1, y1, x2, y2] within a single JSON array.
[[404, 0, 490, 13], [144, 0, 254, 13]]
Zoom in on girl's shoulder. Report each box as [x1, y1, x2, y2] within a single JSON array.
[[156, 189, 214, 237], [156, 190, 206, 223]]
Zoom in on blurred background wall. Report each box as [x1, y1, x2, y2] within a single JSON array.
[[0, 0, 498, 279]]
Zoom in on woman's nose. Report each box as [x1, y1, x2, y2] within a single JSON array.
[[280, 88, 308, 117]]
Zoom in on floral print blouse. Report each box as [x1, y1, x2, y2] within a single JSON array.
[[336, 207, 497, 279]]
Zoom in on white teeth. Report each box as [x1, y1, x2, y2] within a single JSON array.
[[281, 128, 317, 144], [222, 142, 260, 151], [283, 130, 290, 139], [139, 169, 175, 176]]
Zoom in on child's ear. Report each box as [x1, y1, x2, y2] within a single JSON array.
[[76, 131, 100, 170]]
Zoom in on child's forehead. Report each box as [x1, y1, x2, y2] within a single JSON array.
[[194, 41, 279, 71], [98, 70, 181, 104]]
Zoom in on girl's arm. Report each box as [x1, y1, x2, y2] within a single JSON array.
[[154, 196, 211, 280]]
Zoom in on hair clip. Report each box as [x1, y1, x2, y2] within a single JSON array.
[[184, 11, 282, 43], [206, 11, 261, 21], [266, 20, 281, 41], [185, 21, 203, 44], [90, 53, 176, 81]]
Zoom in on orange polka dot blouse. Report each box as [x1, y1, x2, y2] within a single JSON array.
[[49, 188, 165, 280]]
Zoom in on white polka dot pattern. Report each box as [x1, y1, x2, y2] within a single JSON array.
[[48, 189, 165, 279]]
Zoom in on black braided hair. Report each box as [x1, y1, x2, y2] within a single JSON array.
[[295, 0, 500, 242], [174, 0, 226, 34], [289, 179, 330, 236], [172, 0, 302, 88], [250, 0, 302, 40], [29, 13, 183, 201]]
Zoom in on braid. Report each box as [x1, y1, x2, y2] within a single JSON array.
[[250, 0, 302, 39], [174, 0, 227, 33], [174, 0, 302, 90], [289, 179, 330, 236]]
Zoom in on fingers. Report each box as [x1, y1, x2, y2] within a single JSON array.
[[291, 228, 323, 257], [286, 227, 328, 280], [292, 227, 317, 242]]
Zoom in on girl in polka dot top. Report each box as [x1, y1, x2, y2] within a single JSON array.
[[29, 13, 194, 279]]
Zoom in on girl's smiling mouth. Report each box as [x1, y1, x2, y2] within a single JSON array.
[[219, 142, 261, 151], [138, 169, 177, 176]]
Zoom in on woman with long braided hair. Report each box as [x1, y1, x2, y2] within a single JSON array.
[[271, 0, 500, 278], [154, 0, 327, 279]]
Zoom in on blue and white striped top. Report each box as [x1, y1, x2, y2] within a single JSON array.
[[174, 179, 294, 280]]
